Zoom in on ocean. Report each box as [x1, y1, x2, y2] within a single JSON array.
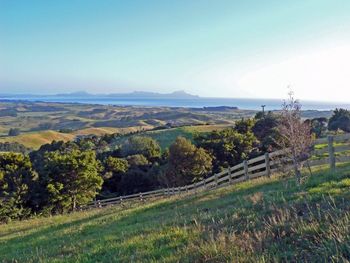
[[1, 96, 350, 111]]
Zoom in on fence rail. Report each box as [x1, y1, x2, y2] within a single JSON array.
[[85, 133, 350, 209]]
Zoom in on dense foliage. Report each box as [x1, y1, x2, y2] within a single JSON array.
[[252, 111, 280, 151], [42, 150, 103, 213], [0, 153, 37, 223], [8, 128, 20, 136], [306, 117, 328, 138], [0, 142, 31, 154], [328, 108, 350, 132], [195, 120, 258, 172], [121, 136, 161, 160], [165, 137, 212, 185]]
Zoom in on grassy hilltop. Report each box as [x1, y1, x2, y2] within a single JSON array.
[[1, 163, 349, 262]]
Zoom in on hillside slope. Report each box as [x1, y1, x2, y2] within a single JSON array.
[[0, 130, 75, 149], [1, 164, 350, 262], [0, 124, 229, 150]]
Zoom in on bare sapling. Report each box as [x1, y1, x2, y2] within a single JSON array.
[[278, 92, 314, 184]]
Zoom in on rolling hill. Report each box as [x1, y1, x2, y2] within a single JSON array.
[[0, 130, 75, 149], [0, 124, 230, 150], [1, 163, 349, 262], [0, 126, 153, 149]]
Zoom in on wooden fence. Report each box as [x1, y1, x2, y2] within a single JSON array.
[[85, 133, 350, 209]]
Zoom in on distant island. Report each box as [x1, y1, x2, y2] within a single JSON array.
[[1, 90, 200, 100]]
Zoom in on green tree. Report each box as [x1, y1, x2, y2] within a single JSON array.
[[104, 156, 129, 179], [307, 117, 328, 138], [328, 108, 350, 133], [0, 153, 37, 223], [126, 154, 149, 168], [29, 141, 81, 211], [195, 128, 258, 172], [166, 137, 212, 185], [234, 118, 255, 134], [121, 136, 161, 161], [252, 111, 281, 151], [42, 150, 103, 213], [101, 156, 129, 195]]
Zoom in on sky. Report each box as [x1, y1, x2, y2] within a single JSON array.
[[1, 0, 350, 101]]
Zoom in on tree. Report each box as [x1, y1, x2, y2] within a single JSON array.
[[8, 128, 20, 136], [234, 118, 255, 134], [104, 156, 129, 180], [166, 137, 212, 185], [278, 92, 313, 184], [119, 169, 154, 194], [42, 150, 103, 213], [328, 108, 350, 133], [101, 156, 129, 195], [307, 117, 328, 138], [126, 154, 149, 168], [252, 111, 281, 152], [121, 136, 161, 161], [195, 128, 258, 172], [0, 153, 37, 223], [0, 142, 30, 154]]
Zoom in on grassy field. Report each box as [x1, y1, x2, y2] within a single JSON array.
[[110, 124, 230, 150], [0, 124, 229, 150], [143, 125, 230, 149], [1, 163, 350, 262], [0, 127, 153, 149], [0, 101, 243, 137], [0, 130, 75, 149]]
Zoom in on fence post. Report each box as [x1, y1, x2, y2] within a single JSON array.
[[265, 153, 271, 177], [228, 167, 232, 184], [214, 173, 218, 187], [139, 192, 143, 202], [328, 135, 336, 171], [244, 160, 249, 180]]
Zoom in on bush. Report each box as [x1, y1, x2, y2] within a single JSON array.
[[8, 128, 20, 136], [121, 136, 161, 161], [328, 108, 350, 133]]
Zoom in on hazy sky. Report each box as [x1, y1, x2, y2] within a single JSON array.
[[1, 0, 350, 101]]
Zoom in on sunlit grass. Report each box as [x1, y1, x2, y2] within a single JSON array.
[[1, 163, 350, 262]]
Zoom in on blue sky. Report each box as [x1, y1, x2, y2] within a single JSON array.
[[1, 0, 350, 101]]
